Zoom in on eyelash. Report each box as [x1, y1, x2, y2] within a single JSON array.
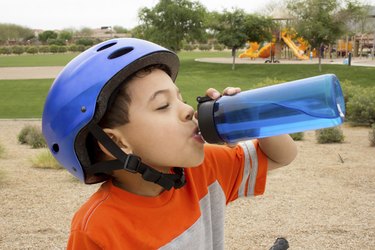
[[155, 99, 186, 111], [156, 104, 169, 110]]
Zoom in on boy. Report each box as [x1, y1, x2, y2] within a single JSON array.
[[42, 38, 297, 249]]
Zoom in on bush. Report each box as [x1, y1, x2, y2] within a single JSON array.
[[18, 125, 47, 148], [26, 46, 38, 54], [75, 38, 94, 47], [31, 149, 63, 169], [18, 125, 35, 144], [369, 124, 375, 147], [198, 44, 211, 51], [77, 45, 86, 52], [315, 127, 344, 144], [47, 38, 66, 46], [213, 44, 225, 51], [340, 80, 359, 104], [38, 46, 50, 53], [57, 46, 67, 53], [290, 132, 304, 141], [49, 45, 59, 53], [345, 87, 375, 126], [68, 44, 79, 52], [12, 46, 24, 55], [0, 46, 12, 54], [183, 44, 196, 51]]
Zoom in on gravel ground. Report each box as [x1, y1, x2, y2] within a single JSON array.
[[0, 120, 374, 249]]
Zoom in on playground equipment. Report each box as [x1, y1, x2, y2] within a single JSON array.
[[281, 32, 309, 60], [337, 39, 353, 57], [239, 31, 309, 60], [239, 42, 274, 59]]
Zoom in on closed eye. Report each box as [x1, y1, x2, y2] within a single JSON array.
[[156, 104, 169, 110]]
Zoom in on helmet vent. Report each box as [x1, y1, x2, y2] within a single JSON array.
[[52, 143, 59, 153], [108, 47, 134, 59], [97, 42, 117, 52]]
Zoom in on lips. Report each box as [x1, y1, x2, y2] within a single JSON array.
[[193, 126, 205, 144]]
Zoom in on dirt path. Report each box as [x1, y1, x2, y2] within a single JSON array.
[[0, 66, 64, 80], [0, 120, 374, 249], [0, 57, 374, 80]]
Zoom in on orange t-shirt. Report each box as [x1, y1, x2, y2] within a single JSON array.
[[67, 141, 268, 249]]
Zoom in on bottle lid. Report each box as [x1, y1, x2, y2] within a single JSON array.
[[196, 96, 225, 144]]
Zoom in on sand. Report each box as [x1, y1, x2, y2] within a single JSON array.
[[0, 120, 374, 249]]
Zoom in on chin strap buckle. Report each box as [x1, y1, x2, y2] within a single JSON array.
[[123, 154, 141, 173], [141, 167, 186, 190]]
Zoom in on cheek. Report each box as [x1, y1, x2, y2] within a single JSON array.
[[136, 131, 184, 156], [133, 131, 202, 167]]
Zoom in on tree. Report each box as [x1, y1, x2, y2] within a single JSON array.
[[212, 9, 274, 70], [286, 0, 362, 71], [38, 30, 58, 44], [58, 29, 74, 43], [0, 23, 34, 45], [138, 0, 207, 51], [338, 1, 372, 57]]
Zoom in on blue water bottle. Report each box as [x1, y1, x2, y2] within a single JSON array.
[[197, 74, 345, 144]]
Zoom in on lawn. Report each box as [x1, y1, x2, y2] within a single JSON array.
[[0, 51, 374, 118], [0, 79, 53, 118], [0, 53, 79, 67]]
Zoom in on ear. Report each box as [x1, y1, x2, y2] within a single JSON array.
[[97, 128, 133, 159]]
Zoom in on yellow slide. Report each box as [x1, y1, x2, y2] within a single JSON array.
[[239, 42, 260, 58], [281, 32, 308, 60], [239, 42, 274, 59]]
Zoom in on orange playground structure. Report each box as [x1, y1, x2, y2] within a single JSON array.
[[239, 31, 309, 60]]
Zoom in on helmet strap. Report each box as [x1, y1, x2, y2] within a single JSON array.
[[87, 123, 186, 190]]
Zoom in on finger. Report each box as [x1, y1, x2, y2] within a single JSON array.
[[206, 88, 221, 99], [223, 87, 241, 96]]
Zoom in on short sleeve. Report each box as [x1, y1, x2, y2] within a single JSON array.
[[202, 140, 268, 204]]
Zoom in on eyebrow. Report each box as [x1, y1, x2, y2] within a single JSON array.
[[149, 88, 180, 102]]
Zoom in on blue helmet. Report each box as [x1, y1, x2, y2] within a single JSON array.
[[42, 38, 180, 184]]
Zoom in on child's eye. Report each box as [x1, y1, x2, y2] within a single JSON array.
[[156, 104, 169, 110]]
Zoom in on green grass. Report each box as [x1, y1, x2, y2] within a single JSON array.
[[0, 51, 374, 118], [0, 79, 53, 118], [0, 53, 79, 67]]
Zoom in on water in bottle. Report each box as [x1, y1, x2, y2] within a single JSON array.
[[197, 74, 345, 144]]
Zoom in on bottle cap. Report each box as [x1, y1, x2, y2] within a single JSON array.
[[196, 96, 225, 144]]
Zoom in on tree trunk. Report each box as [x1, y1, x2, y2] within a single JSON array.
[[318, 56, 322, 72], [318, 43, 323, 72], [231, 48, 236, 70], [373, 32, 375, 61]]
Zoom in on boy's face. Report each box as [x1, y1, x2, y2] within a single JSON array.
[[114, 69, 205, 170]]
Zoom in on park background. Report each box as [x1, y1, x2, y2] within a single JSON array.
[[1, 0, 375, 249]]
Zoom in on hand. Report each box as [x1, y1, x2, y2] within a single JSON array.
[[205, 87, 241, 100], [195, 87, 241, 119]]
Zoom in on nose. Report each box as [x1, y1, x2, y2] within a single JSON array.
[[180, 102, 194, 121]]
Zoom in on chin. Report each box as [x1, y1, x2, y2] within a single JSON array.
[[184, 152, 205, 168]]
